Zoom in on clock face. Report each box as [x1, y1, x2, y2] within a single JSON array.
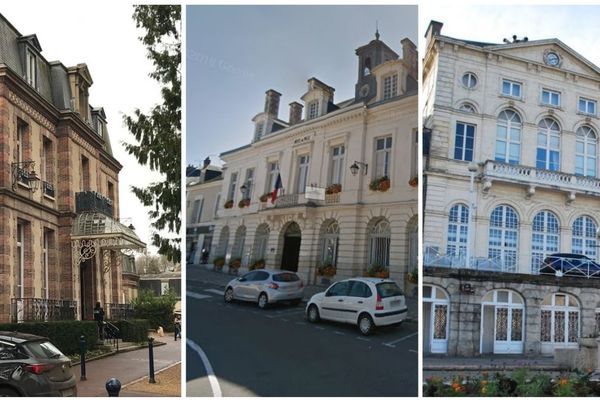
[[359, 84, 370, 98], [545, 51, 560, 66]]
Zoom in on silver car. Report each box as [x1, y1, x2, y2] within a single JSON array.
[[224, 269, 304, 308]]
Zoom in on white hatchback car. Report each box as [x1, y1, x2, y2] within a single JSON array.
[[306, 277, 407, 335], [224, 269, 304, 308]]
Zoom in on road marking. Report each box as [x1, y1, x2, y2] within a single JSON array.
[[205, 289, 224, 295], [382, 332, 418, 348], [356, 336, 371, 342], [187, 339, 222, 397], [315, 326, 326, 330], [187, 291, 212, 300], [333, 331, 346, 335]]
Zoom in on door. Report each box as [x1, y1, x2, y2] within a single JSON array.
[[481, 290, 524, 354], [430, 303, 449, 353], [80, 259, 95, 320], [345, 281, 371, 323], [281, 237, 301, 272], [321, 281, 351, 321], [235, 271, 258, 300]]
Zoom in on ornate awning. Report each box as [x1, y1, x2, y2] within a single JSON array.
[[71, 212, 146, 266]]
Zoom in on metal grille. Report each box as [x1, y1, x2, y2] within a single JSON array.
[[106, 303, 135, 320], [554, 311, 565, 342], [369, 220, 391, 267], [568, 311, 579, 343], [511, 308, 523, 341], [11, 298, 76, 323], [596, 311, 600, 334], [495, 308, 508, 341], [541, 310, 552, 342], [433, 304, 447, 340]]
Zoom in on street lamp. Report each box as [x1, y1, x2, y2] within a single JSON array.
[[466, 162, 479, 269], [350, 161, 368, 176], [11, 161, 40, 193]]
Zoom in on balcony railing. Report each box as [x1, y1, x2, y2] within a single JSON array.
[[10, 298, 77, 323], [43, 181, 55, 198], [275, 194, 301, 208], [324, 192, 340, 204], [16, 167, 30, 187], [424, 247, 517, 273], [106, 303, 135, 320], [483, 160, 600, 195]]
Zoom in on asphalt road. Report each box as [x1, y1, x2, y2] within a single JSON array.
[[186, 278, 418, 397]]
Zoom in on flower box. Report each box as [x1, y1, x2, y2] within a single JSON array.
[[238, 198, 250, 208], [259, 193, 270, 203], [409, 176, 418, 187], [369, 176, 390, 192], [325, 184, 342, 195], [224, 200, 234, 209]]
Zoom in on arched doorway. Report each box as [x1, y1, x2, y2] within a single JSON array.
[[480, 289, 524, 354], [423, 285, 449, 354], [540, 293, 580, 354], [281, 222, 301, 272], [217, 226, 230, 258]]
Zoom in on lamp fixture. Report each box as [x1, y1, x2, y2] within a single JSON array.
[[350, 161, 368, 176], [11, 161, 40, 193]]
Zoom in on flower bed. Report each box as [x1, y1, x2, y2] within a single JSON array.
[[213, 256, 225, 271], [249, 259, 265, 270], [228, 258, 241, 273]]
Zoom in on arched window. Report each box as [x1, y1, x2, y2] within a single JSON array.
[[447, 204, 469, 258], [459, 102, 476, 113], [572, 216, 598, 259], [536, 118, 561, 171], [531, 211, 560, 273], [541, 293, 580, 354], [369, 219, 391, 267], [217, 226, 230, 257], [232, 225, 246, 259], [488, 205, 519, 271], [252, 224, 270, 262], [321, 220, 340, 266], [496, 110, 521, 164], [576, 125, 597, 177]]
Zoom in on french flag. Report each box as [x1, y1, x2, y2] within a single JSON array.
[[271, 173, 283, 204]]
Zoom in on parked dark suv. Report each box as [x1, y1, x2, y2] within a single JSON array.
[[0, 332, 76, 396], [539, 253, 600, 277]]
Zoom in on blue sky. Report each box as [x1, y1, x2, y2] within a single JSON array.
[[186, 5, 418, 167]]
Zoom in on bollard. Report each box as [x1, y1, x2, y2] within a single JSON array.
[[148, 337, 156, 384], [79, 335, 87, 381], [106, 378, 121, 397]]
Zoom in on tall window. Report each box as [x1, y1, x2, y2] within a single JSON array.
[[541, 293, 580, 348], [572, 216, 597, 260], [501, 79, 521, 98], [321, 220, 340, 265], [383, 74, 398, 100], [296, 155, 310, 193], [16, 221, 24, 298], [488, 205, 519, 271], [541, 89, 560, 107], [267, 162, 279, 192], [191, 198, 204, 224], [253, 224, 269, 262], [233, 226, 246, 259], [81, 155, 90, 191], [576, 126, 597, 177], [531, 211, 560, 273], [454, 122, 475, 161], [496, 110, 521, 164], [579, 98, 597, 116], [536, 118, 561, 171], [244, 169, 254, 199], [255, 122, 264, 139], [330, 145, 345, 185], [214, 194, 221, 217], [107, 181, 115, 203], [369, 219, 391, 267], [307, 101, 319, 120], [16, 119, 27, 163], [375, 136, 392, 177], [25, 49, 36, 88], [227, 172, 237, 201], [447, 204, 469, 258], [42, 229, 52, 299]]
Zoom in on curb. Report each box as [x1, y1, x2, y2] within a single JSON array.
[[71, 341, 167, 366], [120, 361, 182, 390]]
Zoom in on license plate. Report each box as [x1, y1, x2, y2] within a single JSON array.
[[390, 300, 401, 307]]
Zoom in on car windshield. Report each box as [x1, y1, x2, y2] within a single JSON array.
[[273, 273, 300, 282], [24, 340, 64, 359], [376, 282, 403, 298]]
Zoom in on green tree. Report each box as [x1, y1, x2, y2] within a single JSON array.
[[124, 5, 181, 262]]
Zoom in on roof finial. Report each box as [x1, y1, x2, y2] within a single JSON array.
[[375, 21, 380, 40]]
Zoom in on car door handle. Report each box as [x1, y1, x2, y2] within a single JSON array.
[[338, 299, 344, 302], [358, 301, 363, 304]]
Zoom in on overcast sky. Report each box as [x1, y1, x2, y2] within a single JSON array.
[[1, 2, 167, 254], [420, 5, 600, 66], [186, 5, 418, 167]]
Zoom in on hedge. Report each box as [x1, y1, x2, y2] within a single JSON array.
[[0, 320, 98, 355], [132, 289, 178, 332], [114, 319, 150, 343]]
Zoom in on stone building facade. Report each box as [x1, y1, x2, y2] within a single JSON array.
[[209, 33, 418, 291], [423, 20, 600, 356], [0, 14, 144, 322]]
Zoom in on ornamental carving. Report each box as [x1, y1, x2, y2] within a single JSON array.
[[8, 90, 56, 133]]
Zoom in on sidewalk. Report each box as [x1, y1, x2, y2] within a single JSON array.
[[72, 333, 181, 397], [187, 263, 418, 321], [424, 355, 561, 373]]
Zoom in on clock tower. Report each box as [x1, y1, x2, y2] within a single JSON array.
[[354, 29, 399, 102]]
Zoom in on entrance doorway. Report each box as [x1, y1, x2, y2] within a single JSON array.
[[480, 289, 524, 354], [423, 285, 449, 354], [281, 222, 301, 272], [80, 259, 96, 320]]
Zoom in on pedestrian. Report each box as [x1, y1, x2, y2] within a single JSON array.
[[201, 248, 209, 264], [93, 302, 105, 340], [174, 313, 182, 341]]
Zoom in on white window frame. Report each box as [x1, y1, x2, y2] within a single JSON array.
[[579, 97, 597, 116], [266, 162, 279, 192], [462, 72, 477, 89], [296, 155, 310, 194], [214, 194, 221, 217], [375, 136, 392, 178], [454, 122, 475, 162], [321, 221, 340, 266], [25, 48, 37, 88], [536, 118, 561, 171], [541, 88, 561, 107], [383, 74, 398, 100], [576, 126, 597, 177], [329, 145, 345, 185], [42, 230, 49, 299], [531, 211, 560, 274], [488, 205, 519, 272], [501, 79, 522, 98], [447, 204, 469, 259], [244, 168, 254, 199], [227, 172, 237, 201], [307, 101, 319, 120], [16, 222, 24, 299], [572, 215, 598, 260], [495, 110, 522, 165], [369, 219, 391, 267]]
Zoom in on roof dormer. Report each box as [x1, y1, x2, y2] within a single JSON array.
[[252, 89, 288, 141], [300, 78, 335, 120], [17, 34, 43, 90], [67, 63, 93, 122]]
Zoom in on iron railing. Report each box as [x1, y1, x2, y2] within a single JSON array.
[[104, 321, 120, 351], [42, 181, 55, 198], [106, 303, 135, 320], [10, 298, 76, 323]]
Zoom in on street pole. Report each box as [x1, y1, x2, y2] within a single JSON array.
[[467, 163, 478, 269]]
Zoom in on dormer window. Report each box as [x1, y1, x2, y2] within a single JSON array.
[[25, 48, 37, 88], [255, 121, 264, 139], [96, 120, 103, 137], [307, 101, 319, 120], [383, 74, 398, 100]]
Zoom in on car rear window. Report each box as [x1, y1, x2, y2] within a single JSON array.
[[273, 273, 300, 282], [23, 340, 64, 359], [376, 282, 403, 298]]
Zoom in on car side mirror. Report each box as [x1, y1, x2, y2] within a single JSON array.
[[238, 277, 246, 282]]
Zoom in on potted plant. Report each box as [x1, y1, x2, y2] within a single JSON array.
[[369, 176, 391, 192], [407, 267, 418, 283], [317, 260, 337, 277], [228, 258, 242, 274], [365, 263, 389, 278], [249, 259, 266, 270], [213, 256, 225, 271], [409, 176, 418, 187], [259, 193, 270, 203], [325, 184, 342, 195], [238, 198, 250, 208], [224, 199, 234, 209]]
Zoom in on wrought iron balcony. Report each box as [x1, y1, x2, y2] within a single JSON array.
[[106, 303, 135, 320], [483, 160, 600, 196], [10, 298, 77, 323], [43, 181, 55, 198]]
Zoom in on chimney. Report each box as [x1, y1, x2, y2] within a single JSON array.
[[289, 102, 303, 125], [425, 20, 443, 47], [401, 38, 418, 80], [203, 157, 211, 168], [264, 89, 282, 118]]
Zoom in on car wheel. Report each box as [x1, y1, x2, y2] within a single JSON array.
[[224, 287, 234, 303], [290, 299, 302, 306], [358, 313, 375, 336], [307, 305, 320, 323], [0, 388, 19, 397], [258, 293, 268, 309]]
